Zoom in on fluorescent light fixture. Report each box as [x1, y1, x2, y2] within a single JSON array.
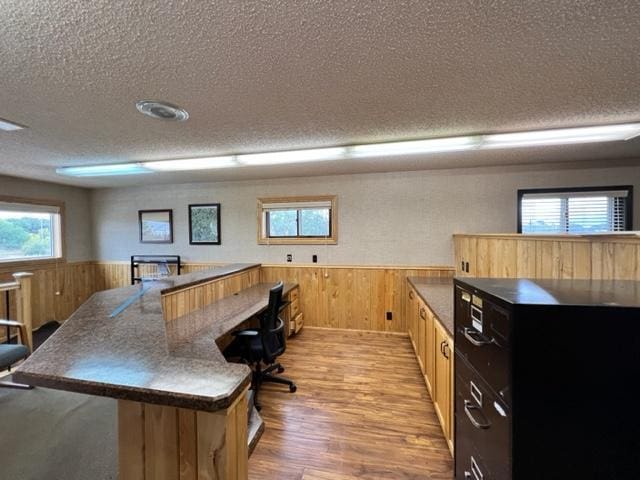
[[349, 136, 479, 158], [237, 147, 347, 165], [142, 156, 236, 171], [482, 123, 640, 149], [0, 117, 26, 131], [56, 163, 151, 177], [54, 122, 640, 177]]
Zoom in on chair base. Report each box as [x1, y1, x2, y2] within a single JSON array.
[[252, 362, 296, 411], [0, 380, 34, 390]]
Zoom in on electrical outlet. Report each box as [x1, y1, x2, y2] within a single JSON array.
[[386, 311, 393, 321], [286, 254, 292, 262], [312, 254, 318, 263]]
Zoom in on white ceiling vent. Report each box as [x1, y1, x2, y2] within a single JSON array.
[[135, 100, 189, 121]]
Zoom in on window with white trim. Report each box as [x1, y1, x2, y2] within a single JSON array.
[[0, 199, 63, 262], [257, 196, 337, 244], [517, 186, 632, 234]]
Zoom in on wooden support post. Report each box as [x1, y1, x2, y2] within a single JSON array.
[[13, 272, 34, 352], [118, 388, 249, 480]]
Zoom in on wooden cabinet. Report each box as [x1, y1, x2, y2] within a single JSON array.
[[406, 279, 454, 455], [416, 301, 426, 374], [433, 320, 453, 452], [283, 286, 303, 337], [424, 308, 435, 395], [406, 285, 418, 350]]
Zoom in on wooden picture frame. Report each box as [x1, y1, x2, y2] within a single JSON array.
[[188, 204, 221, 245], [139, 209, 173, 244]]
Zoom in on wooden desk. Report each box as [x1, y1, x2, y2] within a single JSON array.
[[14, 264, 299, 480]]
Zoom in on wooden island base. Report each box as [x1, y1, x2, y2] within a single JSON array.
[[118, 388, 249, 480]]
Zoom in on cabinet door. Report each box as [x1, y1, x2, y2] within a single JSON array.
[[417, 301, 427, 374], [407, 285, 417, 348], [424, 308, 435, 395], [434, 321, 453, 446]]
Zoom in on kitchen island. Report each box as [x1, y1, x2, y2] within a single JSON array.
[[14, 263, 284, 480]]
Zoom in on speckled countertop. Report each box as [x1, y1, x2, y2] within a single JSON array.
[[407, 277, 454, 337], [13, 263, 288, 412]]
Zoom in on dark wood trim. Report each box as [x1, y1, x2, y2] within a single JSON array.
[[517, 185, 633, 233], [188, 203, 221, 245], [138, 209, 173, 244]]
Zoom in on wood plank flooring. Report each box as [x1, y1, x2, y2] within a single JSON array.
[[249, 327, 454, 479]]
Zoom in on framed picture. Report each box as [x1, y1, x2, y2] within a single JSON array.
[[139, 209, 173, 243], [189, 204, 221, 245]]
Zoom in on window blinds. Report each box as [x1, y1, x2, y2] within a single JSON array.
[[0, 201, 60, 214], [520, 189, 629, 234]]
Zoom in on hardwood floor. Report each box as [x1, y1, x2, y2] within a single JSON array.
[[249, 327, 454, 479]]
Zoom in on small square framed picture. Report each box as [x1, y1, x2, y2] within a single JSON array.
[[189, 204, 221, 245], [139, 209, 173, 243]]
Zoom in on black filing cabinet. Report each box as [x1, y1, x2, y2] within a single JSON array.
[[454, 278, 640, 480]]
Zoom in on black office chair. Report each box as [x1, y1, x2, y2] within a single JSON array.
[[232, 281, 296, 409]]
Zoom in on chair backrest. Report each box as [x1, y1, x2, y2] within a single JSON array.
[[259, 281, 286, 363]]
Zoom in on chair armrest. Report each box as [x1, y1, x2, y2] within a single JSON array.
[[0, 319, 24, 328], [0, 319, 29, 351], [232, 330, 259, 337]]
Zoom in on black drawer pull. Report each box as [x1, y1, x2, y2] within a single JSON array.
[[463, 327, 492, 347], [464, 400, 491, 429]]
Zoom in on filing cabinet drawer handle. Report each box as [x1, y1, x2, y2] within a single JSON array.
[[419, 307, 427, 320], [464, 400, 491, 429], [463, 327, 492, 347]]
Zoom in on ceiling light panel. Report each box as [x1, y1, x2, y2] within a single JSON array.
[[237, 147, 347, 165], [0, 117, 26, 131], [142, 156, 237, 171], [348, 136, 479, 158], [482, 123, 640, 149], [56, 163, 151, 177]]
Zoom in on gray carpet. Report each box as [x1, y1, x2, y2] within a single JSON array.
[[0, 379, 117, 480]]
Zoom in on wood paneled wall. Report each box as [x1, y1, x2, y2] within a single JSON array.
[[260, 265, 454, 333], [162, 267, 260, 321], [454, 234, 640, 280], [0, 261, 96, 331], [1, 260, 451, 335]]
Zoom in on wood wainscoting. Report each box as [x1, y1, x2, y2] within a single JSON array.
[[2, 261, 453, 336], [260, 265, 454, 333], [0, 261, 96, 333], [454, 233, 640, 280]]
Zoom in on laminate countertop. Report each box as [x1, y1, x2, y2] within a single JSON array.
[[407, 277, 454, 337], [13, 263, 289, 412]]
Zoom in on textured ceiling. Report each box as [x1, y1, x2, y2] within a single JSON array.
[[1, 0, 640, 188]]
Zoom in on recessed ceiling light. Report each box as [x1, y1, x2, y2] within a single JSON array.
[[0, 117, 27, 131], [143, 156, 236, 171], [56, 163, 151, 177], [135, 100, 189, 121]]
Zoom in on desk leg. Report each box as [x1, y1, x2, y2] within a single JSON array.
[[118, 388, 249, 480]]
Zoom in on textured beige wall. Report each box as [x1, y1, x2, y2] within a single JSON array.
[[90, 163, 640, 266], [0, 175, 93, 262]]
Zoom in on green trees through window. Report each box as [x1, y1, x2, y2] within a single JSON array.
[[0, 213, 55, 260]]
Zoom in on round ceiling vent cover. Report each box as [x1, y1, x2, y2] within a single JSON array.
[[135, 100, 189, 121]]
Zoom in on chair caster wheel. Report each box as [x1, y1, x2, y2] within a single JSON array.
[[277, 366, 285, 373], [289, 384, 297, 393]]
